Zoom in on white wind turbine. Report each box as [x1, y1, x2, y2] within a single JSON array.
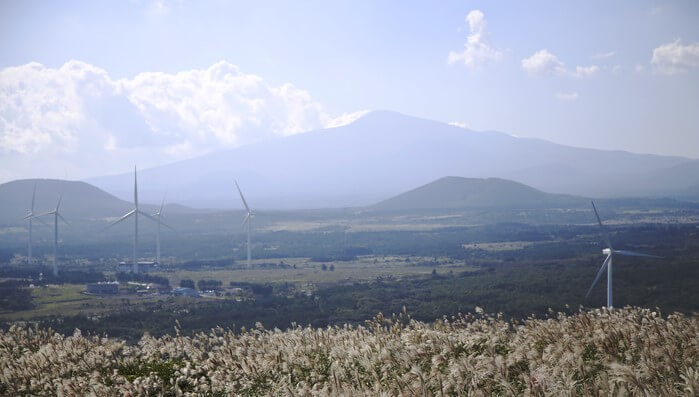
[[104, 166, 157, 273], [586, 201, 662, 309], [235, 181, 254, 268], [36, 195, 69, 277], [22, 183, 47, 265], [152, 194, 174, 265]]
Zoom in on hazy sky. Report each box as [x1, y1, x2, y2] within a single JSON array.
[[1, 0, 698, 182]]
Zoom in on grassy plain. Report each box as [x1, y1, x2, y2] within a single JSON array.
[[157, 255, 475, 288], [0, 283, 165, 321]]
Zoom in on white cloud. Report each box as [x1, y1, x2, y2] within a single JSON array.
[[574, 65, 599, 77], [0, 60, 116, 154], [521, 49, 598, 78], [448, 10, 502, 69], [651, 39, 699, 74], [521, 49, 566, 76], [556, 92, 579, 101], [0, 60, 364, 180], [592, 51, 616, 59]]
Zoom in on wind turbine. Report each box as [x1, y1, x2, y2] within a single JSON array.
[[36, 195, 69, 277], [22, 183, 47, 265], [105, 166, 157, 273], [586, 201, 662, 309], [152, 194, 174, 265], [235, 181, 254, 268]]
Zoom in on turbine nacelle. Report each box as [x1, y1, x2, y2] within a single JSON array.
[[602, 248, 612, 255]]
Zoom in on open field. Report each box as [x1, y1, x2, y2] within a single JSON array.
[[0, 283, 168, 321], [156, 255, 475, 288], [0, 255, 478, 321]]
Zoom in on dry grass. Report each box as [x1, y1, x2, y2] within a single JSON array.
[[1, 307, 696, 396]]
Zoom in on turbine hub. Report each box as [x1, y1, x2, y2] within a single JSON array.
[[602, 248, 612, 255]]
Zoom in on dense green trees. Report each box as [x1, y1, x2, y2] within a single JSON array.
[[179, 279, 195, 289], [197, 279, 222, 291]]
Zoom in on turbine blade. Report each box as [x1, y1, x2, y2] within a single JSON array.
[[31, 210, 54, 218], [614, 250, 662, 259], [103, 209, 136, 231], [134, 165, 138, 209], [33, 215, 50, 227], [56, 195, 62, 211], [585, 254, 612, 299], [234, 180, 251, 213], [57, 213, 69, 225], [591, 201, 613, 250], [31, 183, 37, 212], [141, 210, 175, 231], [138, 209, 160, 224], [159, 196, 166, 216], [160, 221, 176, 232], [242, 212, 250, 227]]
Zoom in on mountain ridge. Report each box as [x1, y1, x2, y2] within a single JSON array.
[[84, 111, 697, 209]]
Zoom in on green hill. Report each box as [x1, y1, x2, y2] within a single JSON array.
[[372, 176, 587, 211], [0, 179, 157, 226]]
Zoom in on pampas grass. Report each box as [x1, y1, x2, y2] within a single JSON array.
[[1, 307, 696, 396]]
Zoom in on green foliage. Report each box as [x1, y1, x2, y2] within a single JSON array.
[[197, 279, 222, 291], [0, 281, 34, 311], [179, 279, 195, 289], [117, 359, 185, 383]]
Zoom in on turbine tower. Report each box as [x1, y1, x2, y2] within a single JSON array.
[[37, 195, 68, 277], [235, 181, 254, 267], [152, 194, 174, 265], [105, 166, 157, 273], [23, 183, 46, 264], [586, 201, 661, 309]]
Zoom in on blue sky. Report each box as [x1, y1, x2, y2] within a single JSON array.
[[1, 0, 698, 181]]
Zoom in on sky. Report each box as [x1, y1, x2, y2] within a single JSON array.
[[1, 0, 698, 182]]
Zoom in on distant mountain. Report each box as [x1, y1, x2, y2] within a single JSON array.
[[371, 176, 587, 211], [86, 111, 697, 209], [674, 184, 699, 202], [0, 179, 196, 226], [638, 160, 699, 201]]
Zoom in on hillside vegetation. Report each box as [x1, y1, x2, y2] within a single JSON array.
[[1, 307, 696, 396]]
